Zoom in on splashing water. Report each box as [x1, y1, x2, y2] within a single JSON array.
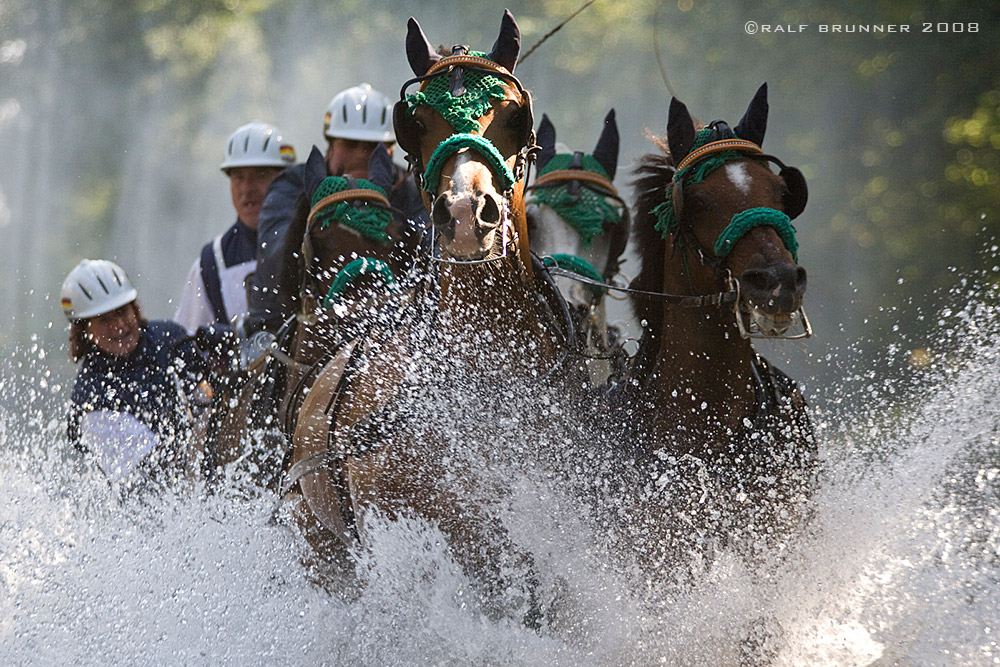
[[1, 286, 999, 665]]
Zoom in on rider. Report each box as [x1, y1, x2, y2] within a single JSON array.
[[174, 121, 296, 334], [64, 259, 212, 492], [246, 83, 425, 336]]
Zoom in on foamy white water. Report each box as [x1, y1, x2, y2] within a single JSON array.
[[2, 290, 999, 665]]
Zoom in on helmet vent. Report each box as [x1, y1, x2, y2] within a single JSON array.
[[112, 270, 123, 286], [342, 104, 348, 123], [95, 275, 109, 294], [262, 135, 271, 152], [243, 135, 250, 151], [228, 138, 234, 155], [362, 104, 367, 123], [381, 108, 387, 125], [77, 282, 92, 300]]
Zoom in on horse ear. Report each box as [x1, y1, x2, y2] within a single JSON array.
[[367, 144, 394, 193], [667, 97, 697, 163], [489, 9, 521, 73], [406, 17, 441, 76], [304, 146, 327, 198], [536, 114, 556, 171], [734, 82, 768, 146], [593, 109, 619, 179]]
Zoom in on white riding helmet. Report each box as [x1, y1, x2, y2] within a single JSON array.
[[61, 259, 138, 320], [323, 83, 395, 143], [220, 121, 296, 172]]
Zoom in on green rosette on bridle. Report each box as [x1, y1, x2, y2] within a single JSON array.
[[309, 176, 392, 243], [529, 154, 623, 246], [650, 127, 798, 261]]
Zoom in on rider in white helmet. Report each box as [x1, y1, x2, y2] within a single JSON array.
[[247, 84, 425, 335], [63, 259, 211, 494], [174, 121, 296, 334]]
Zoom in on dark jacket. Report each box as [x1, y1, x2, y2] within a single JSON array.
[[68, 320, 208, 453]]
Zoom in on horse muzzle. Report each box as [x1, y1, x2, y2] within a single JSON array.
[[737, 263, 811, 339], [431, 190, 505, 260]]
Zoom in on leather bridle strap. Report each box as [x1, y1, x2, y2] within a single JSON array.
[[398, 55, 526, 99], [527, 169, 619, 196], [674, 138, 764, 172], [542, 264, 738, 308]]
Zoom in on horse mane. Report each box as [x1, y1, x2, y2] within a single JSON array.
[[626, 146, 673, 378], [626, 124, 701, 380]]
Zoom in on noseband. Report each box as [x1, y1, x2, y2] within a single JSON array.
[[647, 128, 810, 338]]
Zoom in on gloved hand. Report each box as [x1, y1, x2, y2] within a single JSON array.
[[194, 323, 240, 373]]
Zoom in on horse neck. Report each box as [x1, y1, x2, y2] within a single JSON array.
[[639, 243, 758, 447]]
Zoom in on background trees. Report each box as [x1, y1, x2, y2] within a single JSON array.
[[0, 0, 995, 394]]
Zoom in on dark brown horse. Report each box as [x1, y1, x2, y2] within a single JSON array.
[[202, 144, 418, 499], [276, 143, 418, 426], [281, 11, 574, 615], [618, 84, 817, 564]]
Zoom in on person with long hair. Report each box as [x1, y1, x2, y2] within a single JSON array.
[[62, 259, 211, 492]]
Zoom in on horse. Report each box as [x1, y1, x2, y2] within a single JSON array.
[[201, 144, 419, 500], [526, 110, 630, 387], [616, 83, 817, 570], [279, 11, 575, 617]]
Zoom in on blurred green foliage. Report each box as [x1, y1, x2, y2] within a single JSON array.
[[0, 0, 997, 369]]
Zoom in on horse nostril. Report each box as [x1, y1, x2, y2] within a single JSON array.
[[478, 195, 500, 225], [796, 266, 808, 293], [432, 194, 453, 231]]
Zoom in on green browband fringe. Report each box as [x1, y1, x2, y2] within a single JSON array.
[[322, 257, 397, 309], [404, 51, 508, 135], [652, 128, 744, 237], [310, 176, 391, 243], [530, 154, 622, 245], [422, 133, 515, 194]]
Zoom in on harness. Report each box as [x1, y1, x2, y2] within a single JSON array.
[[641, 351, 815, 505], [526, 150, 630, 286], [393, 47, 537, 211], [545, 123, 812, 339]]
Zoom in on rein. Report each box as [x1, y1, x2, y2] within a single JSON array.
[[542, 261, 739, 308]]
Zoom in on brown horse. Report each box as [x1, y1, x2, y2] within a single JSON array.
[[526, 110, 630, 387], [281, 11, 574, 615], [202, 144, 418, 498], [617, 84, 817, 566]]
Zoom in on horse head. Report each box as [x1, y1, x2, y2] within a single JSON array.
[[393, 10, 534, 264], [527, 109, 628, 312], [293, 144, 415, 322], [635, 83, 809, 340]]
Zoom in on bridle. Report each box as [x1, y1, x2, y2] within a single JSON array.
[[546, 127, 812, 339], [393, 47, 538, 269]]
